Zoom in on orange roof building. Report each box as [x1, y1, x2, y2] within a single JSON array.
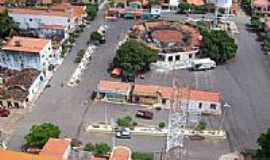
[[0, 138, 71, 160], [96, 80, 222, 115], [0, 149, 62, 160], [2, 36, 50, 53], [110, 146, 131, 160], [39, 138, 71, 160], [0, 36, 56, 71]]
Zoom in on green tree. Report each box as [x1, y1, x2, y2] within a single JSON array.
[[178, 2, 194, 13], [132, 152, 154, 160], [86, 4, 99, 20], [256, 128, 270, 160], [84, 143, 95, 152], [195, 121, 207, 130], [117, 116, 133, 128], [90, 31, 103, 43], [113, 39, 158, 74], [94, 143, 111, 156], [24, 123, 61, 148], [0, 9, 19, 40], [199, 29, 237, 64], [250, 16, 263, 31], [148, 0, 160, 6], [158, 122, 166, 129]]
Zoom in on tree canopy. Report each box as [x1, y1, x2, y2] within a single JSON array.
[[94, 143, 111, 156], [113, 39, 158, 74], [256, 128, 270, 160], [199, 28, 237, 64], [24, 123, 61, 148], [86, 4, 99, 20], [0, 10, 18, 41]]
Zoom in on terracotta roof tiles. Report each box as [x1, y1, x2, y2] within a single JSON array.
[[110, 146, 130, 160], [39, 138, 70, 158], [2, 36, 50, 53], [98, 80, 130, 92]]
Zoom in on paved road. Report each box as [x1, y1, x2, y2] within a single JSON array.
[[6, 8, 270, 156], [6, 9, 168, 152], [155, 10, 270, 151]]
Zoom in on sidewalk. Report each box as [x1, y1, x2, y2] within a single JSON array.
[[85, 124, 227, 139]]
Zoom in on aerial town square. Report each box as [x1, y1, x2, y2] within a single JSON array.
[[0, 0, 270, 159]]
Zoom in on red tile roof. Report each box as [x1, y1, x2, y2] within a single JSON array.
[[91, 156, 107, 160], [39, 138, 70, 158], [253, 0, 269, 7], [186, 0, 205, 6], [133, 84, 220, 102], [98, 80, 130, 92], [110, 146, 130, 160], [0, 149, 62, 160], [152, 30, 182, 43], [2, 36, 49, 53], [9, 8, 70, 17]]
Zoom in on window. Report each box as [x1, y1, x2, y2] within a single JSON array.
[[189, 54, 192, 58], [14, 102, 19, 108], [158, 55, 165, 61], [162, 98, 166, 105], [210, 104, 216, 110], [29, 18, 32, 22], [7, 101, 12, 108], [198, 102, 202, 109], [168, 56, 173, 62], [67, 19, 70, 22], [175, 55, 180, 61], [0, 101, 2, 106]]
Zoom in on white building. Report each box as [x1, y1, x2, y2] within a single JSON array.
[[0, 36, 58, 75], [96, 81, 223, 115], [130, 21, 202, 70], [8, 4, 86, 39]]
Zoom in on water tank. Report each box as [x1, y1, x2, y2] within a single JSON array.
[[214, 0, 232, 8]]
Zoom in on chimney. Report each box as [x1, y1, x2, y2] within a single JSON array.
[[14, 40, 21, 47]]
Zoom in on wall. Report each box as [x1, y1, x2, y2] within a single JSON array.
[[0, 98, 25, 108], [63, 144, 71, 160], [0, 51, 42, 71], [27, 72, 45, 102], [9, 13, 76, 31]]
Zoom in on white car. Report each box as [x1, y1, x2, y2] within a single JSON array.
[[191, 58, 216, 71], [115, 127, 131, 139]]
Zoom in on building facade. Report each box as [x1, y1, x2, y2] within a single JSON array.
[[0, 36, 58, 73], [96, 80, 223, 115]]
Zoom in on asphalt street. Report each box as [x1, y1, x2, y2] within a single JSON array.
[[6, 9, 168, 152], [5, 7, 270, 158]]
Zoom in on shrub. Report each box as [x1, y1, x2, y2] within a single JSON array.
[[84, 143, 95, 152], [158, 122, 165, 129]]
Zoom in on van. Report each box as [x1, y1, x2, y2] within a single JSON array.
[[191, 58, 216, 71]]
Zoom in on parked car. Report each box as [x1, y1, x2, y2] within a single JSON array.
[[191, 58, 216, 71], [189, 135, 205, 141], [135, 110, 153, 120], [0, 107, 10, 117], [111, 67, 122, 78], [115, 127, 131, 139], [26, 147, 41, 154]]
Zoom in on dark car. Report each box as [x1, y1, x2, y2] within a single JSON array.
[[0, 107, 10, 117], [135, 110, 153, 120]]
